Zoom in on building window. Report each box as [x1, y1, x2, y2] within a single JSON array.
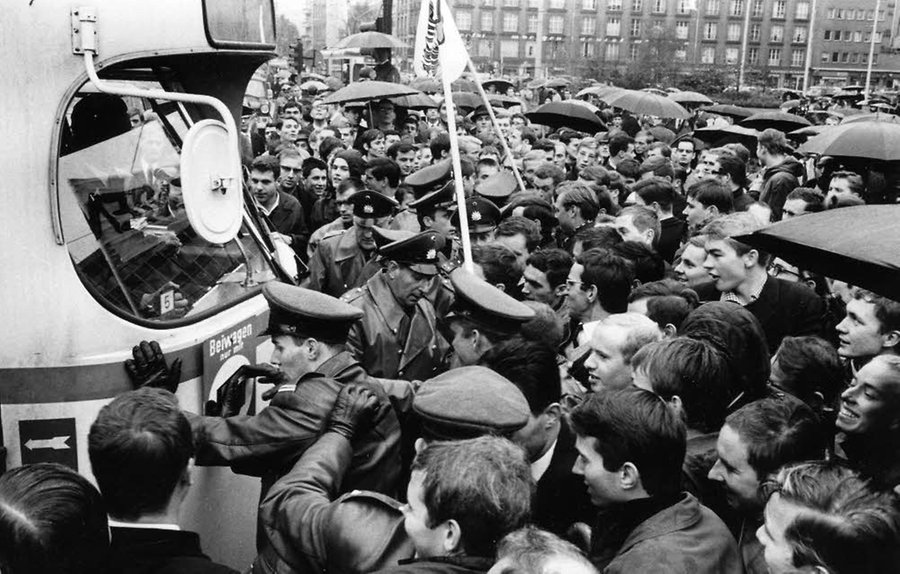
[[751, 0, 763, 17], [726, 47, 739, 63], [768, 47, 781, 65], [795, 1, 809, 19], [841, 51, 849, 62], [483, 0, 494, 5], [750, 23, 760, 41], [704, 22, 718, 39], [457, 10, 473, 31], [706, 0, 720, 15], [793, 26, 807, 42], [791, 48, 805, 66], [728, 23, 742, 41], [676, 20, 690, 39], [549, 0, 565, 8], [479, 39, 493, 57], [526, 41, 536, 56], [582, 41, 595, 57], [583, 0, 598, 8], [826, 8, 834, 19], [853, 30, 862, 42], [730, 0, 744, 16], [833, 30, 841, 41], [631, 19, 641, 35], [548, 15, 564, 33], [875, 31, 884, 42], [820, 52, 829, 62], [500, 39, 518, 57], [503, 0, 518, 6], [606, 42, 620, 60], [748, 46, 759, 63], [678, 0, 692, 14], [607, 17, 621, 36], [609, 0, 624, 10], [701, 46, 716, 63], [629, 43, 641, 59], [823, 29, 830, 40], [772, 0, 785, 18], [675, 48, 687, 60], [632, 0, 644, 10], [503, 12, 518, 32], [481, 11, 494, 32], [653, 0, 667, 13], [582, 18, 596, 35], [528, 0, 540, 7], [831, 51, 839, 62], [770, 25, 783, 42], [527, 13, 538, 33]]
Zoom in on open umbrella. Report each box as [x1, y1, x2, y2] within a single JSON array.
[[842, 112, 900, 124], [788, 124, 829, 143], [300, 80, 328, 92], [702, 104, 755, 121], [648, 126, 676, 144], [452, 78, 479, 92], [451, 92, 481, 112], [736, 206, 900, 300], [599, 89, 691, 119], [577, 85, 625, 99], [410, 77, 440, 94], [740, 111, 811, 132], [542, 78, 571, 89], [525, 101, 606, 133], [332, 31, 408, 50], [321, 81, 419, 105], [669, 91, 714, 105], [488, 94, 523, 108], [798, 121, 900, 161], [693, 125, 760, 151], [483, 79, 515, 93], [779, 99, 803, 111], [642, 87, 669, 97], [391, 93, 438, 110]]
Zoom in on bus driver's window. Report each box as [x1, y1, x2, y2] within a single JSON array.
[[57, 83, 275, 324]]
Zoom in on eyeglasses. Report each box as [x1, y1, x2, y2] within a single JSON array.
[[769, 263, 802, 280], [565, 278, 584, 289]]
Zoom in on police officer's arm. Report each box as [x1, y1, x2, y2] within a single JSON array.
[[303, 238, 330, 290], [345, 316, 365, 364]]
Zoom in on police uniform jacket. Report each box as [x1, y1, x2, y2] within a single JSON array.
[[254, 432, 414, 574], [343, 272, 449, 381], [306, 228, 381, 298], [189, 351, 402, 499]]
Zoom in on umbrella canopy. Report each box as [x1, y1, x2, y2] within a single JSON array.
[[648, 126, 676, 144], [333, 31, 407, 50], [410, 77, 440, 94], [798, 121, 900, 161], [542, 78, 571, 89], [736, 206, 900, 300], [452, 78, 479, 92], [788, 124, 829, 140], [451, 92, 481, 112], [669, 91, 714, 105], [693, 125, 760, 151], [482, 79, 515, 93], [702, 104, 755, 121], [740, 111, 811, 132], [300, 72, 326, 82], [487, 94, 522, 108], [577, 85, 625, 99], [779, 99, 803, 111], [642, 87, 670, 96], [842, 112, 900, 124], [525, 101, 606, 133], [599, 89, 691, 119], [300, 80, 328, 92], [321, 81, 419, 105], [391, 93, 438, 110]]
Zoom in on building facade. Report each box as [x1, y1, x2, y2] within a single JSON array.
[[391, 0, 900, 89]]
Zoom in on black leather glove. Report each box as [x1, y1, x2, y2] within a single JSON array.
[[204, 364, 279, 417], [125, 340, 182, 393], [326, 384, 383, 441]]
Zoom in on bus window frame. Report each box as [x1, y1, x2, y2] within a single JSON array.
[[201, 0, 278, 51], [53, 66, 272, 329]]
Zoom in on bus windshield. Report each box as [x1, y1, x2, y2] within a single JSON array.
[[57, 78, 277, 325]]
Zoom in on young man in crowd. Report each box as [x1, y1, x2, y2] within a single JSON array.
[[757, 129, 803, 220]]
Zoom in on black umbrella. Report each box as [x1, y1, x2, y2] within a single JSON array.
[[702, 104, 755, 121], [740, 111, 811, 132], [693, 125, 760, 151], [525, 101, 606, 133], [736, 206, 900, 300]]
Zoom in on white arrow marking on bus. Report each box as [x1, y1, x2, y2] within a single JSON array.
[[25, 436, 70, 450]]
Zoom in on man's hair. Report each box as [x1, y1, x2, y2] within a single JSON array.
[[337, 176, 365, 195], [88, 387, 194, 521], [774, 336, 846, 406], [358, 128, 384, 152], [569, 388, 686, 497], [281, 101, 301, 114], [598, 312, 663, 363], [559, 184, 600, 222], [366, 157, 402, 187], [497, 216, 542, 252], [318, 136, 345, 162], [520, 301, 566, 349], [411, 436, 533, 557], [758, 128, 793, 155], [387, 141, 416, 160], [0, 463, 110, 574], [472, 243, 523, 294], [612, 241, 665, 284], [251, 154, 280, 180], [609, 132, 635, 157], [332, 149, 367, 179], [430, 132, 452, 159], [763, 461, 900, 574], [576, 226, 622, 252], [687, 179, 734, 213], [647, 141, 672, 158], [494, 526, 597, 574], [526, 248, 573, 290], [302, 157, 328, 178], [533, 162, 566, 184], [639, 156, 676, 180], [277, 147, 305, 164], [725, 398, 826, 479], [716, 153, 747, 188], [853, 289, 900, 336], [631, 338, 734, 433], [786, 187, 825, 212], [615, 158, 642, 180], [523, 150, 547, 166], [829, 170, 865, 197], [480, 339, 561, 415], [618, 205, 661, 247], [577, 248, 635, 313], [702, 212, 769, 263]]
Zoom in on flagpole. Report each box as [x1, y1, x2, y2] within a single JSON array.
[[442, 68, 475, 273], [466, 58, 528, 194]]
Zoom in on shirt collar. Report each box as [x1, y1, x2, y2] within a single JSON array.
[[258, 192, 280, 216], [720, 273, 768, 306], [108, 519, 181, 531], [531, 438, 558, 481]]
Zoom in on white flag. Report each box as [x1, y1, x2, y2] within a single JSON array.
[[413, 0, 467, 81]]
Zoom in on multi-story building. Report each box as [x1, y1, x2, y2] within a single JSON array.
[[390, 0, 900, 89], [308, 0, 349, 54]]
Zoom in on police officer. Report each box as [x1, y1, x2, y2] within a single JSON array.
[[306, 190, 398, 297], [450, 196, 501, 245], [343, 230, 450, 381], [255, 366, 532, 574]]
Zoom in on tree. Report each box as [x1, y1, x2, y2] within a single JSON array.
[[632, 25, 684, 88], [275, 14, 300, 58], [341, 0, 382, 39]]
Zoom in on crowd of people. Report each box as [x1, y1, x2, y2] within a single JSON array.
[[4, 74, 900, 574]]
